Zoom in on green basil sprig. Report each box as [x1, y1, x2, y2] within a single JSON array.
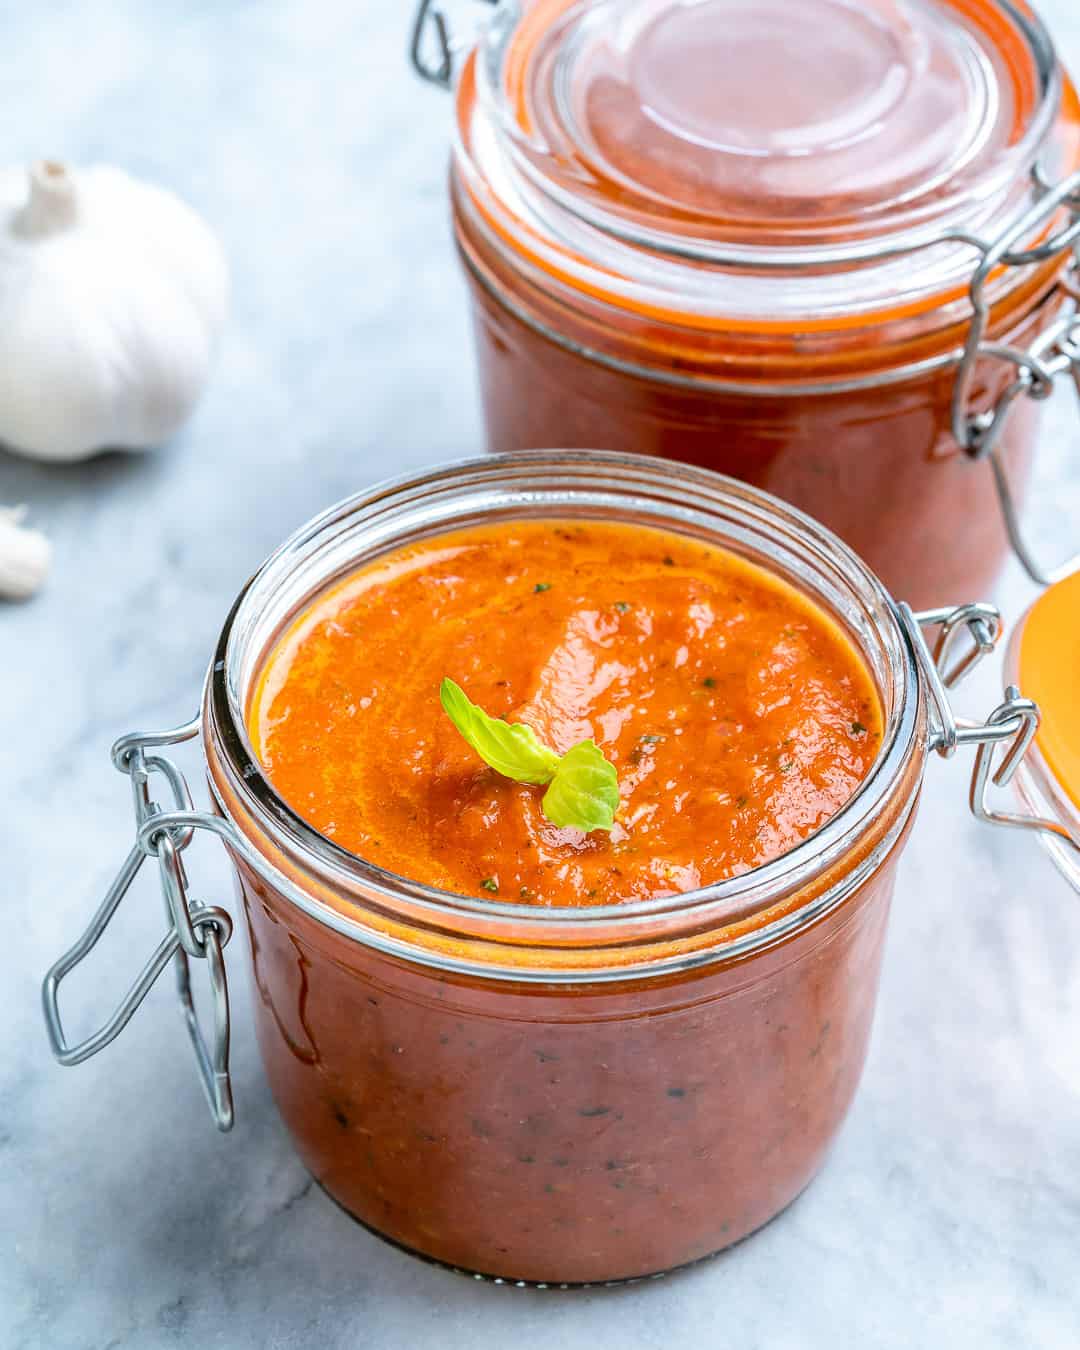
[[439, 678, 619, 833]]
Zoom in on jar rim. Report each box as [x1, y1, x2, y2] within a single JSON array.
[[454, 0, 1078, 335], [204, 451, 927, 979]]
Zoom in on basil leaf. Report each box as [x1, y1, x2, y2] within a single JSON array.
[[440, 678, 560, 785], [542, 739, 620, 833], [440, 680, 621, 833]]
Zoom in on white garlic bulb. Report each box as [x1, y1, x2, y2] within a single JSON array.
[[0, 161, 228, 462], [0, 506, 51, 600]]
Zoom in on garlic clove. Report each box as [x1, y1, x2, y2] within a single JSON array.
[[0, 505, 51, 600]]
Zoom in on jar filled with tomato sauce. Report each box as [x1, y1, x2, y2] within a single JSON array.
[[412, 0, 1080, 609], [42, 453, 1080, 1286]]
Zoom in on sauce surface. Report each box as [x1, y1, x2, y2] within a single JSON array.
[[251, 520, 882, 906]]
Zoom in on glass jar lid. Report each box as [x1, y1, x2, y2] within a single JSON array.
[[501, 0, 1055, 250], [459, 0, 1075, 324]]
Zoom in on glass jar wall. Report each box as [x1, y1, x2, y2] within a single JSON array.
[[233, 845, 903, 1284]]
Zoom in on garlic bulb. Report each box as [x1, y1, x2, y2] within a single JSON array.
[[0, 161, 228, 461], [0, 506, 51, 599]]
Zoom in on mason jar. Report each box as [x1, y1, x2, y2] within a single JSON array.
[[412, 0, 1080, 609], [41, 452, 1077, 1287]]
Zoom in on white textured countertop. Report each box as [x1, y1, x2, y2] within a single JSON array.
[[4, 2, 1080, 1346]]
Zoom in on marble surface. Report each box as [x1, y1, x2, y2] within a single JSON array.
[[5, 2, 1080, 1346]]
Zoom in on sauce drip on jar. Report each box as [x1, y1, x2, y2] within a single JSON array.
[[250, 520, 882, 904]]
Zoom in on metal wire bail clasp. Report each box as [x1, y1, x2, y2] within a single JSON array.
[[41, 719, 237, 1131], [952, 164, 1080, 587], [410, 0, 500, 89], [902, 603, 1080, 864]]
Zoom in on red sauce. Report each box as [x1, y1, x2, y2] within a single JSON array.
[[214, 513, 915, 1284], [250, 520, 881, 904]]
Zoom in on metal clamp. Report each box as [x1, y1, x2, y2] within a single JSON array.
[[949, 166, 1080, 588], [902, 602, 1003, 756], [967, 686, 1080, 859], [41, 719, 238, 1131], [410, 0, 499, 89], [904, 604, 1080, 860]]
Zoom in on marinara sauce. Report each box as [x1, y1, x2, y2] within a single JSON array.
[[448, 0, 1080, 610], [251, 521, 882, 905], [207, 460, 925, 1286]]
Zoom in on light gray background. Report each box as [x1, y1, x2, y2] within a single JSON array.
[[4, 3, 1080, 1347]]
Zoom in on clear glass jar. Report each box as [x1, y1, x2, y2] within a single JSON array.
[[40, 452, 1056, 1287], [428, 0, 1080, 609]]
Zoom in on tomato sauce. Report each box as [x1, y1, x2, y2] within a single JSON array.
[[250, 520, 882, 905], [233, 871, 900, 1282], [223, 508, 912, 1283]]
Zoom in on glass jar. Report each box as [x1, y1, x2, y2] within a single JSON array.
[[414, 0, 1080, 610], [41, 452, 1072, 1287]]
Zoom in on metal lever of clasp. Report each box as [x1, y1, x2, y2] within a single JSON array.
[[41, 718, 237, 1131], [410, 0, 500, 89], [901, 601, 1002, 756], [953, 164, 1080, 588], [964, 688, 1080, 864], [903, 603, 1080, 861]]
